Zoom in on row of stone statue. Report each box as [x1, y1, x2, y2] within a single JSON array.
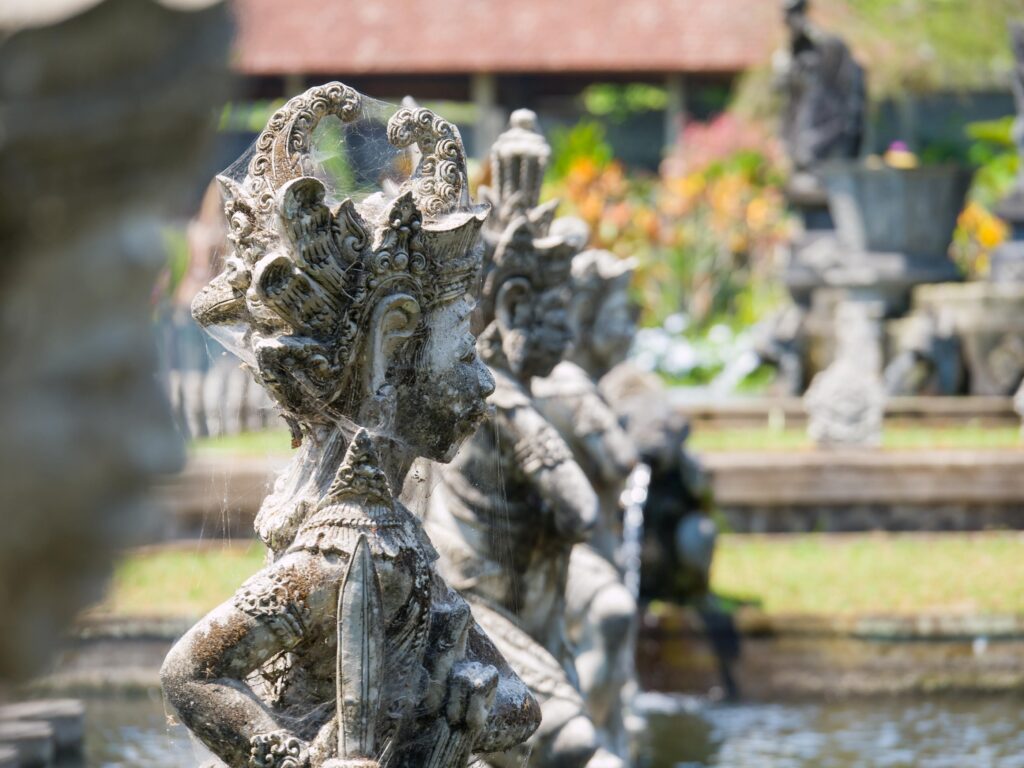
[[160, 85, 709, 768]]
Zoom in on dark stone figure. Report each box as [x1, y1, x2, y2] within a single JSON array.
[[774, 0, 866, 174], [1008, 23, 1024, 205], [991, 23, 1024, 282]]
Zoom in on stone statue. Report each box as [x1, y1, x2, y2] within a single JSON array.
[[416, 111, 616, 768], [883, 312, 962, 396], [566, 270, 714, 604], [0, 0, 228, 685], [532, 250, 640, 762], [991, 23, 1024, 282], [773, 0, 866, 174], [535, 251, 639, 560], [805, 300, 886, 447], [160, 83, 540, 768], [1009, 23, 1024, 202]]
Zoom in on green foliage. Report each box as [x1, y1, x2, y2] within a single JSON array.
[[219, 100, 286, 133], [161, 226, 190, 300], [546, 120, 614, 182], [582, 83, 668, 121], [965, 116, 1019, 206], [833, 0, 1020, 96]]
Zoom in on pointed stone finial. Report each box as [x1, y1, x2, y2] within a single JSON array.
[[489, 109, 550, 213], [322, 430, 393, 508]]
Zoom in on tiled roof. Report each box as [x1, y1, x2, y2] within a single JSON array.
[[231, 0, 779, 76]]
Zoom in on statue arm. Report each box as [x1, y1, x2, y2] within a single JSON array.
[[161, 553, 329, 767], [574, 391, 638, 486], [503, 404, 598, 542], [425, 576, 541, 753]]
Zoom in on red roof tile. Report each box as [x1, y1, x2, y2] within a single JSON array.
[[231, 0, 779, 76]]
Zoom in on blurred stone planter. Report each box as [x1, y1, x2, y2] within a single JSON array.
[[910, 282, 1024, 395], [785, 163, 968, 316], [824, 164, 971, 261]]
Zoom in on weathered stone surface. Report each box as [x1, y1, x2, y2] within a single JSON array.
[[674, 395, 1018, 429], [638, 604, 1024, 698], [704, 449, 1024, 508], [0, 0, 229, 685], [883, 313, 962, 396], [161, 84, 539, 768]]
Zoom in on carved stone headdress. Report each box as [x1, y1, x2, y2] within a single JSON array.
[[476, 109, 576, 323], [192, 82, 488, 425]]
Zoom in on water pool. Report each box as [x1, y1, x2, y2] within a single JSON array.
[[67, 692, 1024, 767]]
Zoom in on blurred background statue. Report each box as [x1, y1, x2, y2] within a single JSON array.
[[991, 22, 1024, 283], [534, 250, 641, 762], [774, 0, 866, 176], [420, 111, 620, 768], [805, 301, 887, 447]]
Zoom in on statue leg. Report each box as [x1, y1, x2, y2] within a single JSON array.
[[566, 545, 637, 763]]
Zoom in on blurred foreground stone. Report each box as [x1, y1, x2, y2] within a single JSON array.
[[0, 0, 230, 684]]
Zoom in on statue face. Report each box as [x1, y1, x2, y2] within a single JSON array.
[[500, 283, 572, 380], [396, 294, 496, 462], [590, 290, 636, 369]]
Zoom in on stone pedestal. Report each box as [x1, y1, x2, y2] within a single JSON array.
[[0, 701, 83, 754], [911, 282, 1024, 395]]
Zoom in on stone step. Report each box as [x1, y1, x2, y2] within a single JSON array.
[[0, 700, 83, 753], [0, 720, 55, 767]]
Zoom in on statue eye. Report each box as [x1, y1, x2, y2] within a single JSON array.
[[459, 335, 477, 363]]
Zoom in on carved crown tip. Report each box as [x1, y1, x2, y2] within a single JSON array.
[[509, 109, 538, 131]]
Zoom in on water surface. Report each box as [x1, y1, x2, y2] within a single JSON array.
[[72, 692, 1024, 767]]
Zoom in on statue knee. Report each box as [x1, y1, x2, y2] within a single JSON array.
[[590, 583, 636, 648], [548, 714, 599, 768]]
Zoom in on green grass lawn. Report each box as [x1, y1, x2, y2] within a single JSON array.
[[192, 425, 1023, 457], [192, 429, 293, 457], [713, 532, 1024, 616], [689, 425, 1023, 453], [95, 533, 1024, 619], [93, 543, 267, 618]]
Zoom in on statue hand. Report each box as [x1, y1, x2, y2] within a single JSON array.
[[307, 718, 338, 767], [250, 730, 311, 768], [445, 661, 498, 732]]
